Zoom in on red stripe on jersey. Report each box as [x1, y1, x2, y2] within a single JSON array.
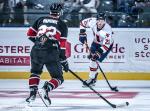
[[90, 67, 98, 71], [29, 77, 40, 86], [80, 21, 86, 28], [27, 27, 37, 37], [49, 78, 60, 89], [93, 32, 102, 42], [96, 34, 101, 42], [102, 45, 109, 51], [60, 38, 67, 49]]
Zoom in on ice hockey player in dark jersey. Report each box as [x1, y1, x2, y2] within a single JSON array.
[[26, 3, 69, 106]]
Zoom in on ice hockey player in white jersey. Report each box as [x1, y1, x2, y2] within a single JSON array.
[[79, 12, 114, 87]]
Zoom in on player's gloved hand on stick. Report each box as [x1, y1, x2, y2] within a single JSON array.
[[35, 34, 48, 46], [88, 51, 101, 61], [79, 33, 87, 44], [60, 59, 69, 72], [88, 44, 103, 61], [39, 35, 48, 45]]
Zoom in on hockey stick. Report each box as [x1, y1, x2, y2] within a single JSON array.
[[69, 69, 129, 108], [85, 43, 118, 92], [96, 61, 119, 92], [37, 91, 48, 107]]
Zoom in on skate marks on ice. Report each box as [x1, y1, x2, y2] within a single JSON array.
[[0, 100, 129, 111], [0, 91, 149, 111], [0, 80, 150, 111], [1, 100, 150, 111], [0, 90, 133, 111]]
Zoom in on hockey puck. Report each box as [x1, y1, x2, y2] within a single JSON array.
[[126, 102, 129, 106]]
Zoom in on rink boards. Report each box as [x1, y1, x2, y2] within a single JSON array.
[[0, 72, 150, 80], [0, 28, 150, 80]]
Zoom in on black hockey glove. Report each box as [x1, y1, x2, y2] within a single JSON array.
[[60, 60, 69, 72], [88, 44, 103, 61], [88, 51, 101, 61], [35, 34, 59, 49], [79, 33, 87, 44], [35, 34, 48, 46], [38, 34, 48, 44]]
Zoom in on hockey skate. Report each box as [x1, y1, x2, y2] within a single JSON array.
[[82, 78, 97, 87], [26, 87, 37, 104], [82, 73, 98, 87], [38, 81, 51, 106]]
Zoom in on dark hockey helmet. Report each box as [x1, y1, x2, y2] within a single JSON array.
[[97, 12, 105, 20], [50, 3, 63, 14]]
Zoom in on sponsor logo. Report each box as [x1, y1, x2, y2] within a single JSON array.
[[0, 45, 31, 66], [134, 37, 150, 59], [0, 56, 30, 66], [66, 41, 71, 58], [73, 43, 125, 63]]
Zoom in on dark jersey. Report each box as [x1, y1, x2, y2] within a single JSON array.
[[27, 16, 68, 60]]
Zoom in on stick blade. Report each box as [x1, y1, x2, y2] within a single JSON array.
[[116, 102, 129, 108], [111, 86, 119, 92]]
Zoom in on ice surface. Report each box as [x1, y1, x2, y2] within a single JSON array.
[[0, 79, 150, 111]]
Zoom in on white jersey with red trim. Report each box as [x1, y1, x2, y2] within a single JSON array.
[[80, 17, 113, 53]]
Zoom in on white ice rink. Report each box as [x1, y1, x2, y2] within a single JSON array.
[[0, 79, 150, 111]]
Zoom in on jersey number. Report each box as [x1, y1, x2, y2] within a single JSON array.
[[46, 26, 57, 36], [105, 39, 110, 44]]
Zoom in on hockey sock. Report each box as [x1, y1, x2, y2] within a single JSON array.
[[29, 74, 40, 88], [45, 78, 62, 91]]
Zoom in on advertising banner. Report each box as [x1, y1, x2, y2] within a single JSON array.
[[0, 28, 150, 72]]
